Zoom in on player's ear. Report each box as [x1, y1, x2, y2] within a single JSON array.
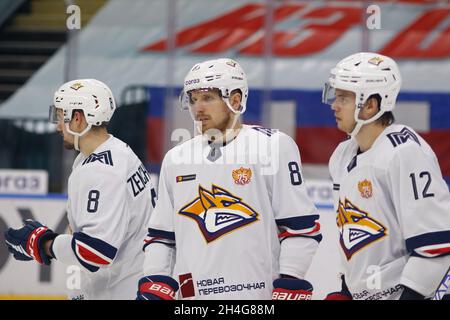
[[72, 110, 87, 129], [72, 110, 80, 121], [366, 96, 379, 116], [360, 96, 378, 120], [229, 90, 242, 112]]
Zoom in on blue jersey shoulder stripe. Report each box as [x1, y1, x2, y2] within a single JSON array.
[[281, 234, 323, 244], [275, 215, 319, 230], [406, 230, 450, 249], [147, 228, 176, 241], [406, 230, 450, 258], [71, 232, 118, 273]]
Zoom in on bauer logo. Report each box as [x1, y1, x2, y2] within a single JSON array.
[[178, 184, 259, 243], [179, 273, 195, 298]]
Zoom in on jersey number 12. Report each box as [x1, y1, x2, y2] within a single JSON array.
[[409, 171, 434, 200]]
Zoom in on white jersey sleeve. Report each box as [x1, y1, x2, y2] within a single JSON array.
[[143, 152, 176, 276], [271, 132, 321, 279], [52, 163, 127, 272], [388, 142, 450, 296], [389, 142, 450, 255]]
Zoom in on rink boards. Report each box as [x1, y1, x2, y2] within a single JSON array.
[[0, 179, 340, 300]]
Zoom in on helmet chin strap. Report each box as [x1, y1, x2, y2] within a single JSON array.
[[65, 123, 92, 152], [349, 122, 363, 138], [223, 112, 242, 143], [224, 98, 242, 114], [221, 99, 242, 140], [349, 106, 385, 138]]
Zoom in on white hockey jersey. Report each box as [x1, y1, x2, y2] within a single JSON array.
[[144, 125, 320, 300], [329, 124, 450, 300], [51, 135, 155, 299]]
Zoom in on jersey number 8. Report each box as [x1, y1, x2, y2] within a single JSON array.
[[288, 161, 303, 186], [87, 190, 100, 213]]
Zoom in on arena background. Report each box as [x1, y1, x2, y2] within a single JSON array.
[[0, 0, 449, 299]]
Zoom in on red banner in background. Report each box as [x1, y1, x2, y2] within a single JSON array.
[[380, 8, 450, 58], [142, 2, 450, 58], [296, 127, 450, 178]]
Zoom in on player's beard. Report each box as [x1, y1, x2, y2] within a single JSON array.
[[204, 113, 229, 133], [202, 112, 241, 144]]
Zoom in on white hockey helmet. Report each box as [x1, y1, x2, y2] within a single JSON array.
[[49, 79, 116, 150], [180, 58, 249, 117], [322, 52, 402, 137]]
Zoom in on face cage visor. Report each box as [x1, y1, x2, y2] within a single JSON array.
[[179, 87, 228, 120], [322, 81, 389, 138], [48, 105, 64, 124], [322, 81, 338, 106]]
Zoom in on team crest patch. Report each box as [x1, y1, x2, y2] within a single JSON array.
[[368, 56, 383, 66], [178, 184, 259, 243], [358, 179, 373, 198], [386, 127, 420, 148], [232, 167, 252, 185], [82, 150, 113, 166], [337, 198, 387, 260], [70, 82, 84, 91]]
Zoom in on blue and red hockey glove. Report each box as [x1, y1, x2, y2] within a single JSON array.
[[137, 275, 179, 300], [272, 276, 313, 300], [4, 219, 58, 265]]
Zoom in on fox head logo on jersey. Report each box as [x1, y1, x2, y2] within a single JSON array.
[[337, 198, 387, 260], [178, 184, 259, 243]]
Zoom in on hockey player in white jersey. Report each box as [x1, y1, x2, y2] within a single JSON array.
[[4, 79, 155, 299], [136, 58, 321, 300], [322, 52, 450, 300]]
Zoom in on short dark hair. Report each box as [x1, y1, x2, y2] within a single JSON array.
[[369, 94, 395, 126], [230, 88, 242, 97], [91, 123, 109, 130], [72, 109, 109, 128]]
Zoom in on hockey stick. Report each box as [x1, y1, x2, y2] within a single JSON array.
[[432, 265, 450, 300]]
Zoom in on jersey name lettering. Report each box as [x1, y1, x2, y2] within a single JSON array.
[[127, 164, 150, 197]]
